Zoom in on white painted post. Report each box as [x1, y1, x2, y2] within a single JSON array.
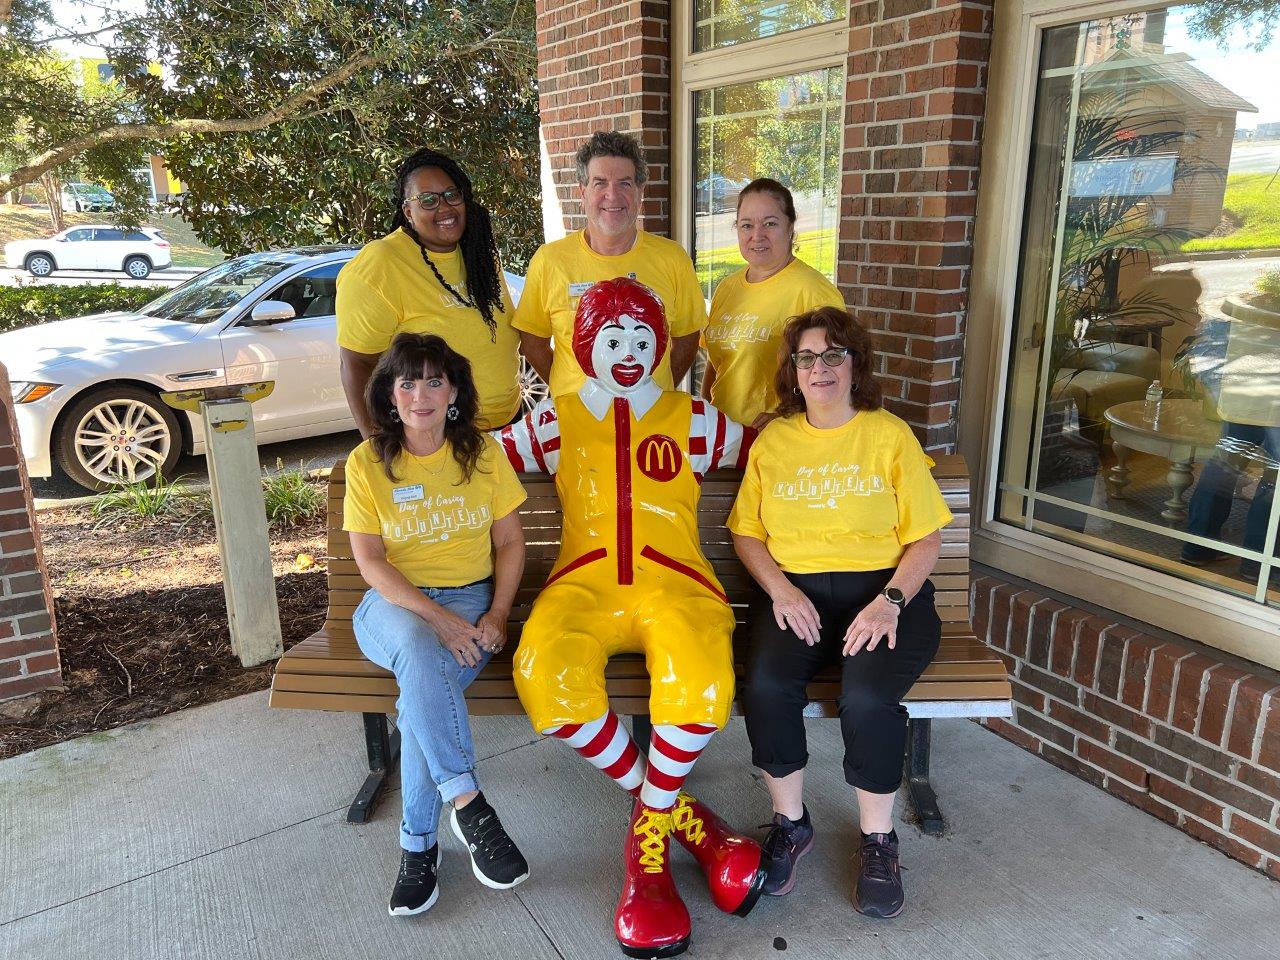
[[162, 383, 282, 667]]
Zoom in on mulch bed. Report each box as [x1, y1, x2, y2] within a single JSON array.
[[0, 504, 330, 759]]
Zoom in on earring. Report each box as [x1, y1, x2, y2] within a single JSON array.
[[390, 408, 401, 422], [446, 404, 459, 421], [793, 387, 801, 395]]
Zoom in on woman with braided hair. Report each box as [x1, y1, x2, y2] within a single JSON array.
[[338, 148, 523, 432]]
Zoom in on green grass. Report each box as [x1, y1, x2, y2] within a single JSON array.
[[91, 473, 208, 528], [0, 204, 225, 267], [262, 460, 325, 529], [696, 227, 838, 292], [1183, 173, 1280, 253]]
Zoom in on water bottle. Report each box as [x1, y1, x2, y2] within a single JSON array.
[[1143, 380, 1162, 426]]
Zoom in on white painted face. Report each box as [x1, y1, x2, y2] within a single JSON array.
[[590, 315, 658, 397]]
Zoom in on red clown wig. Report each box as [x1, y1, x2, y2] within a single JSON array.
[[572, 277, 670, 377]]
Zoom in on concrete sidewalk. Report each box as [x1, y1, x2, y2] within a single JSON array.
[[2, 693, 1277, 960]]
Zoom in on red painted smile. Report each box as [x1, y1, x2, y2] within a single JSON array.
[[612, 363, 643, 387]]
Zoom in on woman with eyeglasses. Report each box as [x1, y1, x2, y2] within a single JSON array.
[[727, 306, 952, 919], [702, 178, 844, 429], [338, 148, 522, 434]]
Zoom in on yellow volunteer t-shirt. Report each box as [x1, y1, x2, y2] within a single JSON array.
[[336, 228, 521, 428], [728, 409, 952, 573], [343, 435, 526, 587], [705, 259, 845, 424], [512, 229, 707, 397]]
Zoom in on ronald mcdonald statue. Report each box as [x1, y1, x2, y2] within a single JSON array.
[[497, 277, 764, 957]]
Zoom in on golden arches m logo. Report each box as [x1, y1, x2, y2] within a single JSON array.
[[636, 434, 682, 482]]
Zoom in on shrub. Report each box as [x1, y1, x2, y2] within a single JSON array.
[[0, 283, 159, 335], [1255, 269, 1280, 309], [91, 473, 207, 528], [262, 460, 325, 529]]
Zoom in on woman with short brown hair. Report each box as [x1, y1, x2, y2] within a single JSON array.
[[728, 306, 953, 918]]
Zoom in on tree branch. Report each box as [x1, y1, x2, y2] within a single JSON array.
[[0, 49, 379, 194]]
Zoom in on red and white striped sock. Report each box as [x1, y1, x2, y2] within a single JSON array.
[[544, 711, 646, 794], [640, 722, 717, 810]]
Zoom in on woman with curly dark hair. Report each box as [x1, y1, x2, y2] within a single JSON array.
[[727, 307, 953, 919], [338, 148, 522, 434], [345, 333, 529, 916]]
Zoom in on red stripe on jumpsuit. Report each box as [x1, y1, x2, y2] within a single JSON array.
[[614, 397, 633, 585]]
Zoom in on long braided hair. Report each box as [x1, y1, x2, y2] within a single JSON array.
[[391, 148, 504, 341]]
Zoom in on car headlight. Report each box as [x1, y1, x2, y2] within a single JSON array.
[[10, 382, 60, 403]]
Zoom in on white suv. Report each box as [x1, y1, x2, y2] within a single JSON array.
[[5, 225, 172, 279]]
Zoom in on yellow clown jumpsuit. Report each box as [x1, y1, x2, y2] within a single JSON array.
[[506, 390, 741, 732]]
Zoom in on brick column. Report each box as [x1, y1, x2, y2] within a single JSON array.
[[0, 363, 61, 702], [535, 0, 672, 236], [839, 0, 993, 452]]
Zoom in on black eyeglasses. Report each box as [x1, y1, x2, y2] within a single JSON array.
[[406, 188, 464, 210], [792, 347, 850, 369]]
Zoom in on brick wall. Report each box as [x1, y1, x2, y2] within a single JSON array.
[[839, 0, 993, 452], [0, 363, 61, 702], [973, 573, 1280, 879], [536, 0, 672, 236]]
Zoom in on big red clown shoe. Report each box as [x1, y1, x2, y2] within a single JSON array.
[[495, 278, 763, 955]]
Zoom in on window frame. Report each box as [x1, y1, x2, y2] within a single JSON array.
[[671, 0, 849, 254], [962, 0, 1280, 669]]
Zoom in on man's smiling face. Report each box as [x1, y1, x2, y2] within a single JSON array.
[[589, 316, 658, 396], [580, 155, 641, 241]]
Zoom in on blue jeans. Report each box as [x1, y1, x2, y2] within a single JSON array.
[[1185, 422, 1279, 565], [353, 581, 494, 852]]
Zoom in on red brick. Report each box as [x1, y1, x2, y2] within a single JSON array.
[[1007, 590, 1038, 659], [0, 618, 12, 641], [1078, 740, 1149, 788], [1015, 705, 1073, 749], [1149, 773, 1225, 827], [0, 669, 61, 698], [1072, 626, 1101, 688], [1197, 665, 1247, 746], [22, 651, 60, 676], [1184, 816, 1265, 869], [983, 716, 1041, 754], [1226, 678, 1278, 761], [1039, 742, 1105, 789], [1267, 858, 1280, 882], [1104, 776, 1179, 826], [1236, 763, 1280, 802], [1260, 697, 1280, 774], [986, 584, 1019, 651], [1118, 635, 1161, 711], [1187, 767, 1275, 822], [1050, 608, 1088, 676], [1227, 813, 1280, 859], [1048, 699, 1109, 743], [1095, 627, 1132, 701], [1145, 645, 1193, 723]]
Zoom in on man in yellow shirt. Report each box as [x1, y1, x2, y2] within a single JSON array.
[[514, 130, 706, 398], [497, 279, 762, 958]]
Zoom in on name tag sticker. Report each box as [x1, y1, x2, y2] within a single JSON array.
[[392, 484, 424, 504], [568, 281, 594, 297]]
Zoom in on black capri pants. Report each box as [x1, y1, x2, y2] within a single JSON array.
[[742, 569, 940, 794]]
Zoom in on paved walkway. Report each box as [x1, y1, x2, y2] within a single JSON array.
[[2, 692, 1277, 959]]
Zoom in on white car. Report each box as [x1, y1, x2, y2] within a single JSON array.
[[5, 225, 172, 279], [61, 182, 115, 213], [3, 247, 538, 491]]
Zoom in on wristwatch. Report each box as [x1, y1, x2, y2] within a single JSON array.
[[882, 587, 906, 611]]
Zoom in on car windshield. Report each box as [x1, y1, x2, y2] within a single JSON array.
[[139, 255, 298, 324]]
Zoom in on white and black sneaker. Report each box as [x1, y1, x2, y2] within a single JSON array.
[[450, 793, 530, 889], [388, 844, 441, 917]]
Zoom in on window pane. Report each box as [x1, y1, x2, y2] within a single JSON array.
[[693, 0, 845, 51], [94, 228, 124, 241], [998, 6, 1280, 608], [692, 66, 843, 300]]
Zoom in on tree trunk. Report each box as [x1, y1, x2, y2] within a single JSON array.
[[39, 173, 65, 231]]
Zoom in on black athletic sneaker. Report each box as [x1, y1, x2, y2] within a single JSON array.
[[450, 793, 530, 889], [760, 808, 815, 896], [853, 830, 904, 919], [389, 845, 441, 917]]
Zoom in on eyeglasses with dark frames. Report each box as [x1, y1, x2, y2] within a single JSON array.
[[406, 188, 464, 211], [791, 347, 850, 369]]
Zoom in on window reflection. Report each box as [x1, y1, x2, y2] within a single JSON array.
[[693, 0, 845, 51], [692, 67, 843, 299], [998, 4, 1280, 606]]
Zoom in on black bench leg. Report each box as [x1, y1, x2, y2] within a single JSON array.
[[904, 718, 945, 836], [631, 713, 652, 751], [348, 712, 402, 824]]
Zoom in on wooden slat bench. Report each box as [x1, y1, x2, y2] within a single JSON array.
[[270, 455, 1011, 834]]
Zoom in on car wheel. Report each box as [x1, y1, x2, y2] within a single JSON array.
[[25, 253, 55, 277], [518, 355, 549, 414], [123, 256, 152, 279], [55, 386, 182, 492]]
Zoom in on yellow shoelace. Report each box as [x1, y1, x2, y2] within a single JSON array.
[[672, 794, 707, 846], [633, 809, 674, 874]]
